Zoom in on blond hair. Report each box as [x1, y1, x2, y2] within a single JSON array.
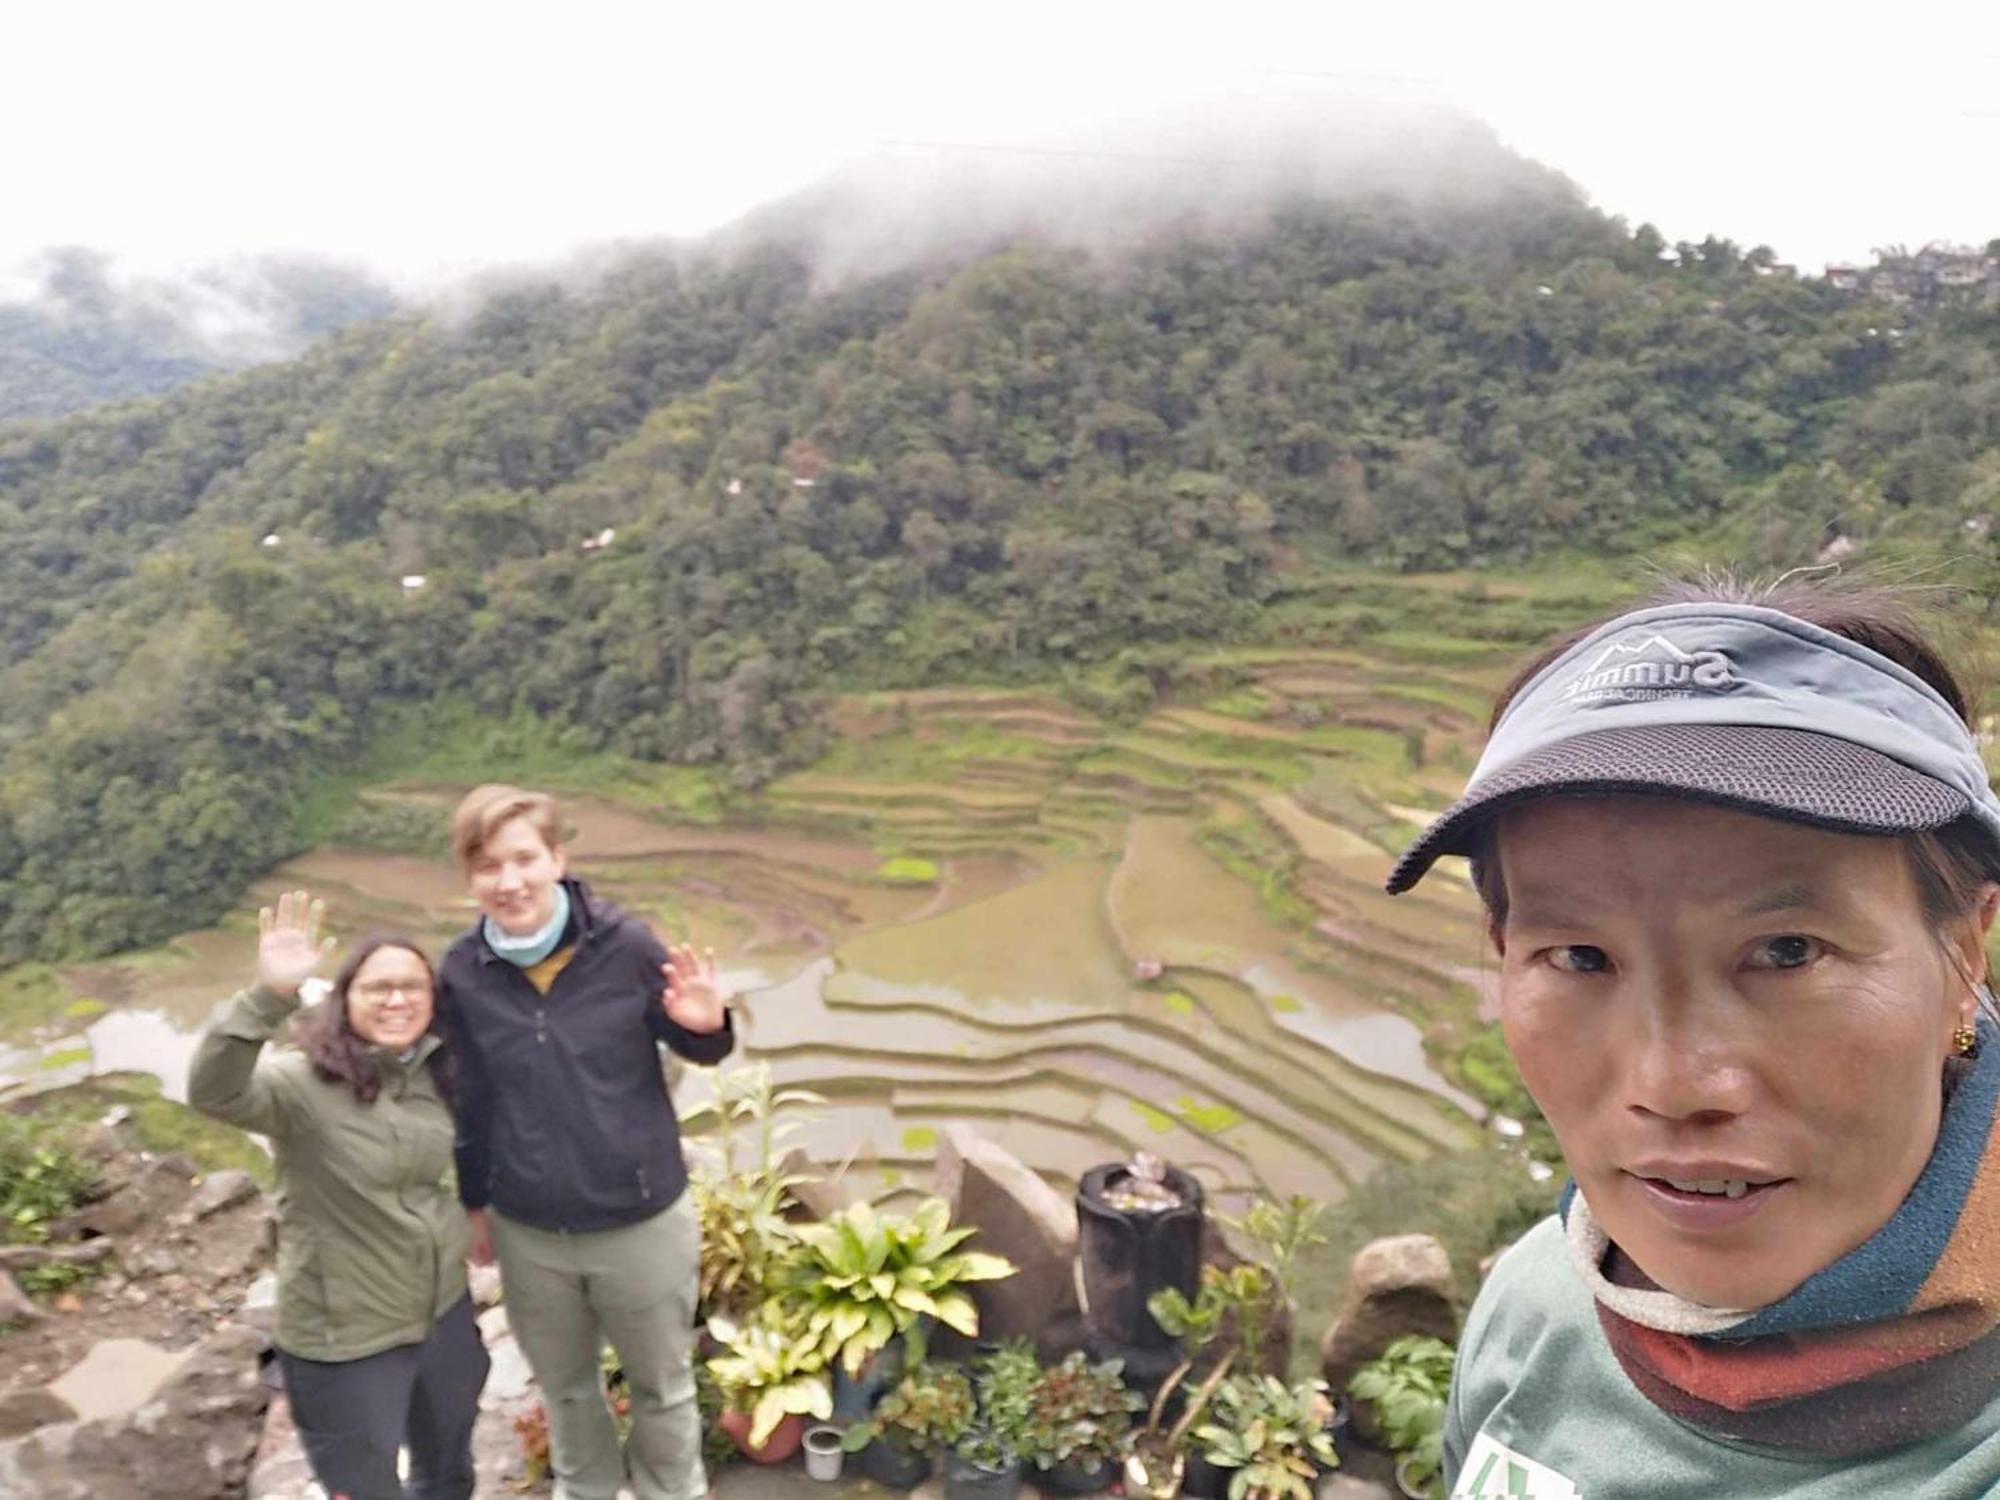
[[451, 783, 563, 869]]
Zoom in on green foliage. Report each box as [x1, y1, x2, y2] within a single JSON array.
[[704, 1304, 833, 1446], [1347, 1337, 1455, 1498], [0, 1113, 99, 1245], [1193, 1374, 1341, 1500], [970, 1338, 1042, 1457], [0, 965, 77, 1039], [680, 1062, 823, 1318], [877, 856, 941, 886], [323, 796, 449, 856], [0, 198, 1992, 967], [774, 1197, 1016, 1375], [1224, 1194, 1328, 1351], [1019, 1350, 1143, 1471], [843, 1359, 976, 1454]]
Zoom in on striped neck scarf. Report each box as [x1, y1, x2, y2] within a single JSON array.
[[1564, 1017, 2000, 1458]]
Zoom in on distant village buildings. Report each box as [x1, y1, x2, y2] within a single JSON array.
[[1821, 242, 1999, 303]]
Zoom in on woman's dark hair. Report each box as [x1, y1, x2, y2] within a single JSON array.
[[1470, 570, 2000, 946], [294, 934, 454, 1107]]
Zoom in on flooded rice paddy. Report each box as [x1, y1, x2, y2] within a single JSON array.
[[2, 644, 1516, 1217]]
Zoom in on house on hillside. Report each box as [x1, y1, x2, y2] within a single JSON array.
[[1825, 264, 1865, 292]]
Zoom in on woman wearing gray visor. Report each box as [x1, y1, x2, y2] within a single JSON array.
[[1389, 574, 2000, 1498]]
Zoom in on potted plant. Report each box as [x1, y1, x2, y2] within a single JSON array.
[[1191, 1374, 1340, 1500], [841, 1360, 977, 1490], [775, 1196, 1015, 1414], [946, 1426, 1024, 1500], [1347, 1336, 1455, 1500], [1123, 1268, 1242, 1499], [680, 1063, 825, 1322], [705, 1305, 833, 1464], [1218, 1193, 1328, 1377], [1016, 1350, 1141, 1494]]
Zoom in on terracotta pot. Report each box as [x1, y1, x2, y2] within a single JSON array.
[[718, 1407, 806, 1464]]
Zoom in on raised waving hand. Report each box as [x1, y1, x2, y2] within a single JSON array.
[[257, 889, 334, 998], [659, 942, 728, 1034]]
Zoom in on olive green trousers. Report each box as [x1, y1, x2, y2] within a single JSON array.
[[493, 1194, 705, 1500]]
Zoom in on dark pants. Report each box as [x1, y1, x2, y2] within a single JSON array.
[[278, 1294, 491, 1500]]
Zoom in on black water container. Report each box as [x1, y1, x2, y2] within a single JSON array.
[[1075, 1161, 1206, 1390]]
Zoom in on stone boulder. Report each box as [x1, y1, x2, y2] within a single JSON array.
[[0, 1268, 40, 1329], [57, 1154, 198, 1239], [0, 1388, 75, 1439], [1319, 1233, 1458, 1399], [778, 1148, 849, 1223], [178, 1169, 261, 1224], [933, 1125, 1080, 1355], [0, 1323, 269, 1498]]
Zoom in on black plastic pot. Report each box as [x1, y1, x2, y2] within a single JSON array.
[[831, 1337, 909, 1420], [1181, 1452, 1232, 1500], [944, 1451, 1023, 1500], [1039, 1456, 1115, 1495], [859, 1438, 932, 1490]]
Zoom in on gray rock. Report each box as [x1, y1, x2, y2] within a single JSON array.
[[932, 1125, 1079, 1353], [0, 1322, 268, 1498], [60, 1155, 197, 1238], [779, 1147, 849, 1222], [0, 1268, 41, 1328], [181, 1169, 261, 1223], [1320, 1234, 1458, 1425], [0, 1387, 76, 1439], [0, 1240, 115, 1272]]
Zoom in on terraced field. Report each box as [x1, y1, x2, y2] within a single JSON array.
[[4, 573, 1642, 1224]]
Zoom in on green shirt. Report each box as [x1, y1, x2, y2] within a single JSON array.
[[1445, 1216, 2000, 1498], [188, 985, 470, 1362]]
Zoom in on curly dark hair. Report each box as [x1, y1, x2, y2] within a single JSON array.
[[293, 934, 454, 1108]]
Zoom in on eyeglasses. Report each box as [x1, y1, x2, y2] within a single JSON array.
[[352, 979, 433, 1002]]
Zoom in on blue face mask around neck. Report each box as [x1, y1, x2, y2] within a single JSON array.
[[483, 881, 572, 967]]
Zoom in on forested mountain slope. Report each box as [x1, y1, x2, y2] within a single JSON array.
[[0, 132, 1992, 963]]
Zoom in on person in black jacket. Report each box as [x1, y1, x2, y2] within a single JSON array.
[[441, 784, 734, 1500]]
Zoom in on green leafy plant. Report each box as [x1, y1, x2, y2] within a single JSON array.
[[1126, 1269, 1243, 1495], [954, 1425, 1018, 1473], [972, 1338, 1042, 1446], [1194, 1374, 1339, 1500], [705, 1305, 834, 1447], [1020, 1350, 1142, 1472], [1197, 1193, 1328, 1380], [842, 1360, 977, 1455], [1347, 1336, 1455, 1500], [775, 1197, 1015, 1375], [0, 1116, 99, 1246], [680, 1062, 825, 1318]]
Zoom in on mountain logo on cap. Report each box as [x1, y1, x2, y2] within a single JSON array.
[[1561, 633, 1736, 705]]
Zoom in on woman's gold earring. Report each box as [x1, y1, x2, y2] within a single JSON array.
[[1954, 1021, 1978, 1055]]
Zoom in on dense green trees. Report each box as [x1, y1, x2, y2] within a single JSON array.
[[0, 186, 1992, 963]]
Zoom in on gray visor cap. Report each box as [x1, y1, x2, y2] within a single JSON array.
[[1387, 602, 2000, 895]]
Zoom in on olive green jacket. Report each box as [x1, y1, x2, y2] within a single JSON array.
[[188, 984, 470, 1362]]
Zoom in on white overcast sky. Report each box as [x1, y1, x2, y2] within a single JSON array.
[[5, 0, 1996, 288]]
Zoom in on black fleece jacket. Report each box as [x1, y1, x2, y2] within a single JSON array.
[[441, 878, 735, 1232]]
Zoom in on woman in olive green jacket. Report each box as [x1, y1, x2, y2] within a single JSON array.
[[190, 890, 487, 1500]]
